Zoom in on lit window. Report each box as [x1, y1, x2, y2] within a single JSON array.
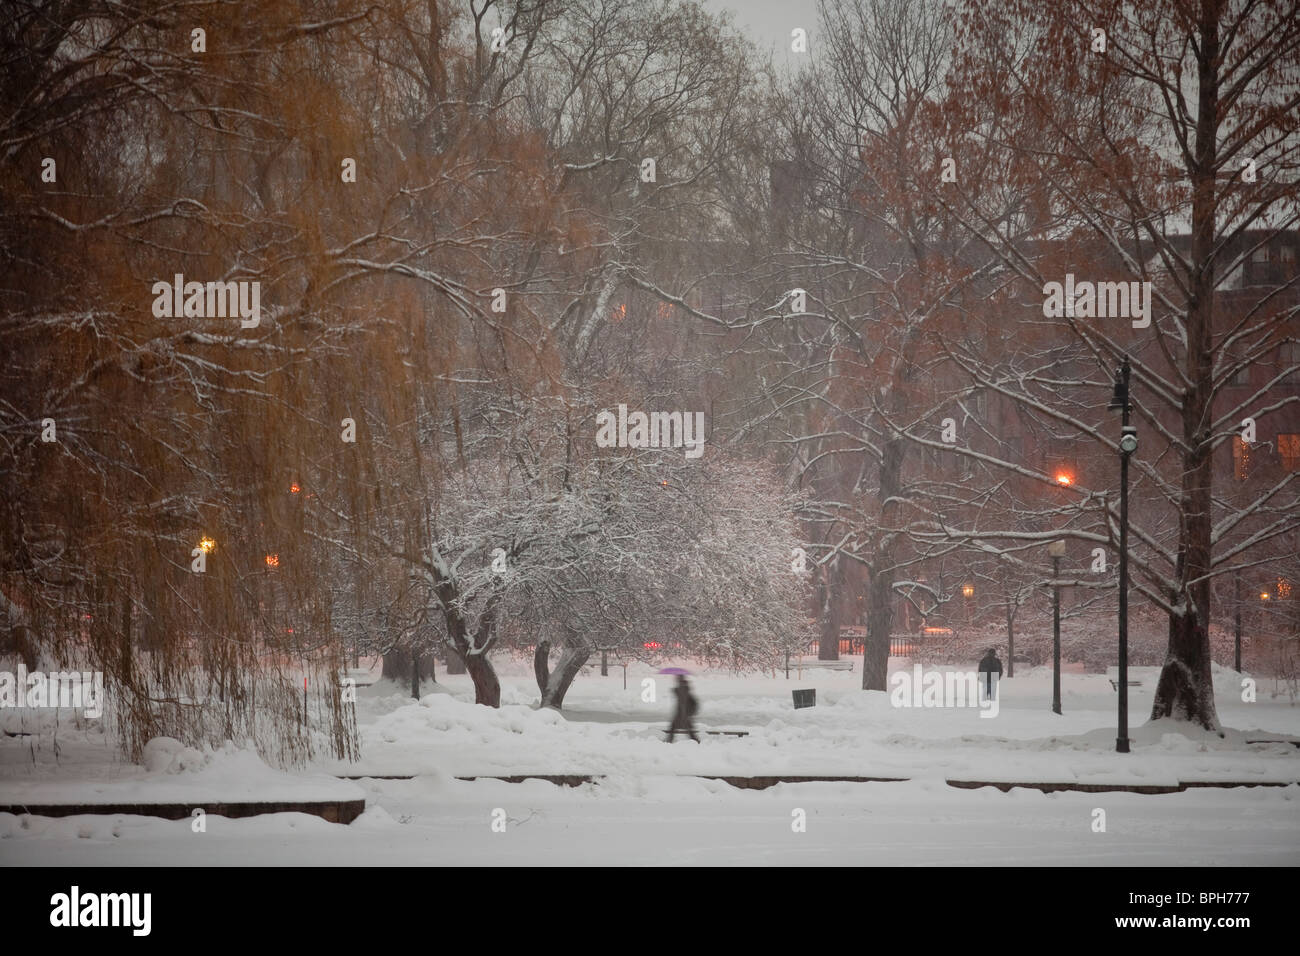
[[1279, 434, 1300, 472], [1233, 436, 1251, 480], [1279, 578, 1293, 600]]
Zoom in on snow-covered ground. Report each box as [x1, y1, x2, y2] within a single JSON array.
[[3, 658, 1298, 865]]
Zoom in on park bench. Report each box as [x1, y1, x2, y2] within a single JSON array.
[[786, 658, 854, 674], [797, 660, 854, 671], [661, 728, 749, 737], [1245, 738, 1300, 748], [1108, 679, 1143, 690]]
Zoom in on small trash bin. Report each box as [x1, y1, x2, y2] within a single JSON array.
[[792, 688, 816, 709]]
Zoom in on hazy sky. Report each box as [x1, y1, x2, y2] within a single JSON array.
[[707, 0, 823, 64]]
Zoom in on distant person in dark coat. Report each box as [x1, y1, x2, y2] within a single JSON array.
[[666, 675, 700, 743], [978, 648, 1003, 698]]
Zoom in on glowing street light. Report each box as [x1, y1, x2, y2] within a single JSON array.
[[1055, 473, 1073, 487], [265, 554, 280, 568], [198, 536, 216, 554], [962, 584, 975, 598], [290, 482, 301, 494], [1260, 591, 1271, 601]]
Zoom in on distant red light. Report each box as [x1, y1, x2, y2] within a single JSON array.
[[643, 641, 661, 649], [290, 483, 300, 494]]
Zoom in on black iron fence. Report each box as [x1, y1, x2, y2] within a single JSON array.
[[806, 633, 929, 658]]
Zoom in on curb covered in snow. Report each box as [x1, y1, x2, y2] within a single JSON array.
[[0, 798, 366, 823]]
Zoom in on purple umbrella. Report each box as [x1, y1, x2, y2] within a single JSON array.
[[658, 667, 692, 675]]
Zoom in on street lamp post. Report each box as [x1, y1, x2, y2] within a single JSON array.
[[1108, 356, 1137, 754], [1234, 576, 1242, 673], [1048, 540, 1066, 715]]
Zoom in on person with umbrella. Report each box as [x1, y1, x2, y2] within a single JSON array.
[[660, 668, 700, 743]]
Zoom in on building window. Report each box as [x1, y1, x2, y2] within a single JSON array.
[[1233, 436, 1251, 480], [1281, 245, 1296, 263], [1279, 434, 1300, 473], [1251, 244, 1270, 263], [1229, 363, 1250, 387], [1282, 342, 1300, 383]]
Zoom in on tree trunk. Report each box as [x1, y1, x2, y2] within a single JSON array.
[[533, 641, 551, 696], [1153, 610, 1217, 727], [863, 436, 904, 690], [429, 575, 498, 704], [817, 557, 842, 660], [381, 646, 436, 692], [444, 646, 466, 674], [1005, 604, 1015, 678], [463, 650, 500, 707], [1151, 13, 1221, 732], [539, 646, 591, 709], [863, 567, 893, 690]]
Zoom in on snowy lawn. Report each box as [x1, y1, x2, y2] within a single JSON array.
[[2, 777, 1295, 866], [319, 659, 1300, 786], [3, 658, 1298, 864]]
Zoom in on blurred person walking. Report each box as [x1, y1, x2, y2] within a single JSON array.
[[665, 673, 700, 743]]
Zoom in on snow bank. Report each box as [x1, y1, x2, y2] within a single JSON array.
[[1, 738, 363, 807]]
